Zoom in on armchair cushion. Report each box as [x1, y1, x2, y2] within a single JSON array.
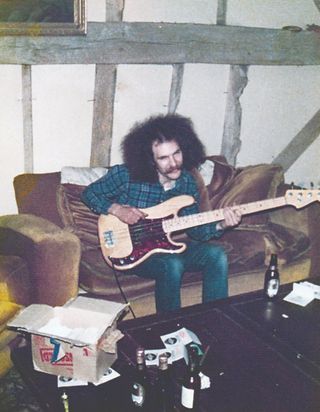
[[0, 214, 81, 306], [14, 172, 63, 227], [0, 255, 31, 306], [0, 302, 21, 333]]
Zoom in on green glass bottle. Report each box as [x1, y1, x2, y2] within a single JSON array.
[[180, 353, 200, 411], [156, 353, 175, 412]]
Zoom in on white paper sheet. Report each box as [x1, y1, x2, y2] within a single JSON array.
[[283, 282, 315, 307]]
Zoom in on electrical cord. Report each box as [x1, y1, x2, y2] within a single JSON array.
[[111, 262, 136, 319]]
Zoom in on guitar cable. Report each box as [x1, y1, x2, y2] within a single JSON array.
[[111, 262, 136, 319]]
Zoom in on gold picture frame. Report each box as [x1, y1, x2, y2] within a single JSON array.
[[0, 0, 86, 35]]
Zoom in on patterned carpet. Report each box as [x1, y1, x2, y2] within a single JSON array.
[[0, 367, 42, 412]]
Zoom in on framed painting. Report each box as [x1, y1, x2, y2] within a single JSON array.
[[0, 0, 86, 35]]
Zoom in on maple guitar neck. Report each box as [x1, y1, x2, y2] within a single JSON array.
[[163, 196, 286, 233]]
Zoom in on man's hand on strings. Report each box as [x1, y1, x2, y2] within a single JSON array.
[[108, 203, 147, 225], [217, 207, 242, 230]]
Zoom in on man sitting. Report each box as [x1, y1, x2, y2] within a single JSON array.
[[82, 114, 241, 313]]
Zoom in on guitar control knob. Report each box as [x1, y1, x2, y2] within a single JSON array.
[[119, 259, 125, 264], [130, 256, 135, 261]]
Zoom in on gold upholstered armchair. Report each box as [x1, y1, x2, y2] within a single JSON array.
[[0, 213, 81, 376]]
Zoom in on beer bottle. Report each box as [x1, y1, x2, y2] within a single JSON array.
[[180, 351, 201, 411], [156, 353, 175, 412], [264, 253, 280, 299], [130, 347, 149, 409]]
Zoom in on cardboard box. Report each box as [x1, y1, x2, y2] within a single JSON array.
[[8, 296, 127, 383]]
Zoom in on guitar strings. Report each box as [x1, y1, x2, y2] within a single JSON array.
[[104, 209, 217, 240], [102, 194, 307, 245], [103, 217, 209, 245]]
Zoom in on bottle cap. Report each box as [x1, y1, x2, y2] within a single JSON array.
[[270, 254, 278, 266], [136, 347, 145, 364]]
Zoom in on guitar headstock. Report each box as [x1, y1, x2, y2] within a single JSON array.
[[285, 189, 320, 209]]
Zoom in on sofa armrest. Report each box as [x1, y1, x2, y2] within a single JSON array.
[[0, 214, 81, 306]]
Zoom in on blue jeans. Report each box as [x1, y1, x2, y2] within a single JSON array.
[[134, 241, 228, 313]]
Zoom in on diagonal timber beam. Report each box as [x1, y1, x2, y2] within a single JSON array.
[[272, 108, 320, 171], [313, 0, 320, 13]]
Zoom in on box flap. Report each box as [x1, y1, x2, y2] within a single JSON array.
[[65, 296, 127, 318], [36, 306, 117, 346], [7, 304, 54, 332], [7, 297, 128, 347]]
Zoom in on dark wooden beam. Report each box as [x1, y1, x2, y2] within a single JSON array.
[[1, 22, 320, 65]]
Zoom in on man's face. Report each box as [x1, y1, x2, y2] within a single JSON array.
[[152, 140, 183, 182]]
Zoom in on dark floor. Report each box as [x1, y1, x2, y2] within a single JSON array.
[[0, 367, 42, 412]]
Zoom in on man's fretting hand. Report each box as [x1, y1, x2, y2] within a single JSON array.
[[108, 203, 148, 225], [216, 207, 242, 231]]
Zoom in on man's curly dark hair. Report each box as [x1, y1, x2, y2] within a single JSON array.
[[121, 113, 206, 183]]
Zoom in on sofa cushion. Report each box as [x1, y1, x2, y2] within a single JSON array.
[[79, 249, 156, 300], [211, 222, 310, 276], [206, 158, 284, 225], [206, 156, 237, 195], [56, 183, 99, 252], [61, 166, 108, 185]]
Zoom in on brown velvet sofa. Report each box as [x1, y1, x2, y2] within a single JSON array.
[[2, 156, 317, 327]]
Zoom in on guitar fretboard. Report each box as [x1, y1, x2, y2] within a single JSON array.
[[163, 196, 286, 233]]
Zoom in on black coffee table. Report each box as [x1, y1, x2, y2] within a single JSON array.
[[11, 278, 320, 412]]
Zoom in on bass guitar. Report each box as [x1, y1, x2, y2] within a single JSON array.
[[98, 189, 320, 270]]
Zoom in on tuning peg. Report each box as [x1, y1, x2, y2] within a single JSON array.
[[310, 181, 314, 189], [290, 181, 295, 189]]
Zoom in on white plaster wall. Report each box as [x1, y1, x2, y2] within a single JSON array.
[[227, 0, 320, 28], [284, 138, 320, 189], [238, 66, 320, 187], [177, 64, 229, 154], [111, 64, 173, 165], [0, 66, 24, 214], [123, 0, 217, 23], [87, 0, 106, 22], [32, 65, 95, 172], [111, 63, 230, 165]]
